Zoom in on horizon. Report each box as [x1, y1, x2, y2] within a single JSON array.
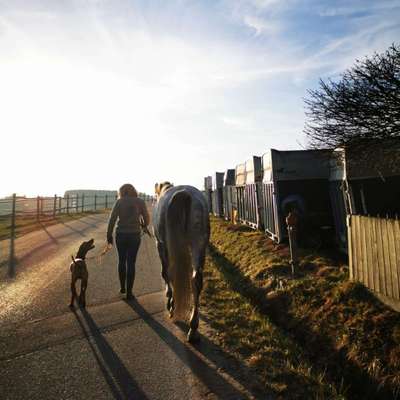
[[1, 0, 400, 198]]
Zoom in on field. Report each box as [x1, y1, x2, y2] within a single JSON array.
[[201, 216, 400, 399]]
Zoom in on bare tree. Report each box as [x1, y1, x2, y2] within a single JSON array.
[[304, 44, 400, 161]]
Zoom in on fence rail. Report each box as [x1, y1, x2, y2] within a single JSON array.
[[0, 194, 120, 218], [0, 192, 154, 278], [348, 215, 400, 304]]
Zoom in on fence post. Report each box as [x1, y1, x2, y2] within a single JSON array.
[[66, 195, 70, 214], [105, 195, 108, 209], [76, 194, 79, 213], [53, 194, 57, 218], [81, 194, 85, 213], [40, 197, 43, 218], [58, 196, 62, 214], [36, 196, 40, 222], [286, 211, 299, 275], [94, 194, 97, 211], [8, 193, 16, 277]]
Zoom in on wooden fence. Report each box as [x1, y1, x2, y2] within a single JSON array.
[[348, 215, 400, 304]]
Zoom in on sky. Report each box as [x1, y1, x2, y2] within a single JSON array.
[[0, 0, 399, 197]]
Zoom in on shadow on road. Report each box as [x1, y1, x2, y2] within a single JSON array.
[[74, 308, 149, 400], [126, 299, 259, 399], [10, 218, 105, 271], [39, 222, 59, 244], [59, 221, 89, 237], [208, 244, 392, 400]]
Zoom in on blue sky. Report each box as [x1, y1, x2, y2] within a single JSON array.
[[0, 0, 399, 197]]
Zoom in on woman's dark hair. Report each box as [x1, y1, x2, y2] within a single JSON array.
[[119, 184, 138, 198]]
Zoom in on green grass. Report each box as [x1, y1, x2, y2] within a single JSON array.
[[201, 217, 400, 399], [0, 210, 107, 241]]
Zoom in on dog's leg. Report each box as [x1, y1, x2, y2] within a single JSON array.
[[79, 279, 87, 308], [70, 279, 78, 308]]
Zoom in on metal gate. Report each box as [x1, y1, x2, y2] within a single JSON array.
[[212, 188, 224, 217], [236, 186, 245, 223], [243, 183, 263, 229], [261, 182, 280, 242], [223, 186, 234, 221]]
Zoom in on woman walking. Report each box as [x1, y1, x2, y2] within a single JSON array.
[[107, 184, 150, 299]]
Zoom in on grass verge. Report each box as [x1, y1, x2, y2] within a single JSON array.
[[201, 217, 400, 399]]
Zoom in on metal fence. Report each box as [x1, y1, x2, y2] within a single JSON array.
[[348, 215, 400, 305], [0, 192, 153, 278], [0, 193, 118, 219]]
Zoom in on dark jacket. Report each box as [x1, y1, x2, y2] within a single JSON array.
[[107, 197, 150, 243]]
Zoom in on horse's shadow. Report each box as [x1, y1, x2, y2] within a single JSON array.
[[125, 299, 266, 399]]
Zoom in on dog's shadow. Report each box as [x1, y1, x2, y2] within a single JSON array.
[[73, 308, 149, 400]]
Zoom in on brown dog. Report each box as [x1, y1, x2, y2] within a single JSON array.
[[69, 239, 95, 308]]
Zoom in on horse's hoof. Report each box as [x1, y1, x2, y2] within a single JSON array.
[[187, 329, 200, 343]]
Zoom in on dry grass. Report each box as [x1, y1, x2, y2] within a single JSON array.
[[201, 216, 400, 399]]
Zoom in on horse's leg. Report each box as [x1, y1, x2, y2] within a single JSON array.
[[188, 245, 205, 343], [157, 240, 174, 317]]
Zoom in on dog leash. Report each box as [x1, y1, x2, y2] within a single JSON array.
[[81, 243, 113, 265], [77, 227, 152, 265]]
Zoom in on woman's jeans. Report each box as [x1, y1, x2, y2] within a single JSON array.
[[116, 232, 141, 294]]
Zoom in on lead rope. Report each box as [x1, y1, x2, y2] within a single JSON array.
[[84, 243, 113, 265], [82, 225, 152, 266]]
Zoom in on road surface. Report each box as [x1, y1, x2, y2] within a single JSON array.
[[0, 213, 258, 400]]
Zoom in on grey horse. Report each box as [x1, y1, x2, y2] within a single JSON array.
[[153, 182, 210, 342]]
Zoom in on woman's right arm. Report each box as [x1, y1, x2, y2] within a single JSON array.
[[107, 200, 119, 244], [140, 199, 150, 227]]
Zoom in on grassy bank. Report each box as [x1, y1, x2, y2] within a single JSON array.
[[0, 211, 106, 242], [201, 217, 400, 399]]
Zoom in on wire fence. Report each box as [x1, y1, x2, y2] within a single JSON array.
[[0, 192, 154, 277]]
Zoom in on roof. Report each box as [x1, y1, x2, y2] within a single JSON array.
[[224, 169, 236, 186], [245, 156, 263, 184], [263, 149, 330, 182], [235, 163, 246, 186]]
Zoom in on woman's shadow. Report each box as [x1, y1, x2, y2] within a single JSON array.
[[73, 300, 264, 399]]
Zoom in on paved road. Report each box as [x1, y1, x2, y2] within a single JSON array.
[[0, 214, 257, 400]]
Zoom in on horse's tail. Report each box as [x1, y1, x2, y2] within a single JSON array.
[[166, 189, 192, 321]]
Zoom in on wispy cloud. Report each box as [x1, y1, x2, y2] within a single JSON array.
[[319, 1, 400, 17], [243, 14, 278, 35], [0, 0, 399, 195], [250, 0, 283, 10]]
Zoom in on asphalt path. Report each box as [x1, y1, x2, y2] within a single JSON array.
[[0, 213, 258, 400]]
